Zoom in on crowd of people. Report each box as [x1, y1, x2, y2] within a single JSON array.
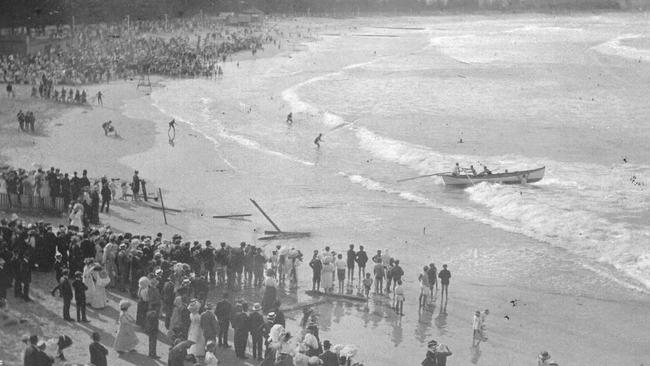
[[1, 16, 275, 88], [0, 166, 153, 225], [0, 213, 371, 366]]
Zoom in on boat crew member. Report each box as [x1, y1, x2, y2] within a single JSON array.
[[314, 133, 323, 148], [452, 163, 460, 176], [469, 165, 477, 176], [482, 166, 492, 175]]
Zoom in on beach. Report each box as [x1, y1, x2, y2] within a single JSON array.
[[1, 13, 650, 366]]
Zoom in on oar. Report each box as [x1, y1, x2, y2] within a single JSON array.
[[465, 174, 475, 186], [397, 172, 450, 183]]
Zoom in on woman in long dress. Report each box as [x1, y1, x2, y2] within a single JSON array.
[[136, 276, 150, 327], [91, 268, 110, 309], [69, 201, 84, 230], [114, 301, 139, 353], [321, 258, 334, 294], [82, 260, 97, 306], [262, 270, 278, 313], [187, 299, 205, 358]]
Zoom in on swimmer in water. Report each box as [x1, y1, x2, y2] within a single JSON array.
[[314, 133, 323, 148]]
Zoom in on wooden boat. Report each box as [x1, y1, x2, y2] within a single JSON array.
[[440, 166, 545, 186]]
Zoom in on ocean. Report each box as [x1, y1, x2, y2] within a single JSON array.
[[142, 14, 650, 298], [118, 13, 650, 364]]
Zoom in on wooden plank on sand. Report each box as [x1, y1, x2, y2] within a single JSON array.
[[213, 214, 252, 219], [304, 290, 367, 302]]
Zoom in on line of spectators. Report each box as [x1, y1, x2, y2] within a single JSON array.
[[0, 216, 364, 366], [1, 16, 276, 87]]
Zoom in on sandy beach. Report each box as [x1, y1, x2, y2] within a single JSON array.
[[1, 13, 650, 366]]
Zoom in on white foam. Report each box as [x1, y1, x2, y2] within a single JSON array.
[[592, 34, 650, 61], [151, 80, 314, 167]]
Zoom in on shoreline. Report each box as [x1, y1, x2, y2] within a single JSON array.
[[1, 14, 649, 366]]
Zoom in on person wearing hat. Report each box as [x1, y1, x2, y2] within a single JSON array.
[[303, 324, 321, 357], [89, 332, 108, 366], [248, 302, 265, 360], [260, 311, 276, 355], [51, 269, 74, 321], [215, 292, 232, 348], [114, 300, 138, 353], [538, 351, 559, 366], [145, 303, 161, 359], [438, 264, 451, 304], [421, 340, 438, 366], [200, 303, 219, 345], [319, 340, 338, 366], [231, 302, 250, 359], [72, 271, 89, 322], [309, 251, 322, 292], [53, 253, 66, 284], [187, 299, 206, 360]]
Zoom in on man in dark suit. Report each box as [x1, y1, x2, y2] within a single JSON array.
[[51, 269, 74, 321], [214, 293, 232, 348], [231, 302, 249, 359], [319, 340, 338, 366], [248, 303, 265, 360], [200, 303, 219, 345], [89, 332, 108, 366], [72, 271, 89, 322]]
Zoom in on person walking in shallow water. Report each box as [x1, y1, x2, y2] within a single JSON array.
[[314, 133, 323, 148]]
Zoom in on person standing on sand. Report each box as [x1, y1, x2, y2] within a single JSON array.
[[418, 266, 430, 310], [141, 179, 148, 202], [438, 264, 451, 303], [394, 280, 405, 315], [309, 251, 322, 292], [373, 257, 385, 295], [346, 244, 356, 282], [7, 82, 16, 98], [89, 332, 108, 366], [72, 271, 89, 322], [96, 91, 103, 106], [131, 171, 140, 201], [335, 254, 346, 294], [114, 300, 138, 353], [427, 263, 438, 298], [145, 305, 160, 359], [215, 292, 232, 348], [286, 112, 293, 125], [100, 180, 111, 213], [355, 246, 368, 283], [51, 269, 74, 321]]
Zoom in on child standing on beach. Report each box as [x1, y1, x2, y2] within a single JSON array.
[[362, 273, 373, 299], [394, 280, 405, 315], [418, 266, 430, 311]]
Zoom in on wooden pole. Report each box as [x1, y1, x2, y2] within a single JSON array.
[[159, 188, 168, 224], [249, 199, 282, 232]]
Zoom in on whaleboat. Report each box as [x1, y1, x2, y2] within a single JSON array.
[[440, 166, 545, 186]]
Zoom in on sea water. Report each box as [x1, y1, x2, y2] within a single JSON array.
[[137, 13, 650, 364], [148, 14, 650, 295]]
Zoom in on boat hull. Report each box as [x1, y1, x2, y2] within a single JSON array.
[[441, 167, 545, 186]]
